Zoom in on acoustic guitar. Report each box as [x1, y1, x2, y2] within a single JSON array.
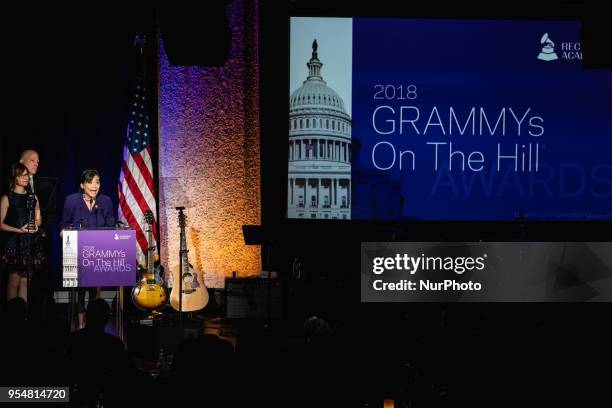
[[169, 209, 209, 312], [131, 210, 169, 311]]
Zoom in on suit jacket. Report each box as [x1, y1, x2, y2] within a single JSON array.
[[60, 193, 116, 230], [32, 175, 58, 235]]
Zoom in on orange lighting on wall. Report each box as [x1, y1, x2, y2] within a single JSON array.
[[158, 0, 261, 288]]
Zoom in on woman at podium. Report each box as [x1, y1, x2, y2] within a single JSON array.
[[60, 169, 115, 328]]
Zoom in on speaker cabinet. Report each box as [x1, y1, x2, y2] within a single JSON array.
[[127, 318, 204, 360], [225, 278, 282, 319]]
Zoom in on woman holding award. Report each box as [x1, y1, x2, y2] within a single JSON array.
[[1, 163, 45, 302]]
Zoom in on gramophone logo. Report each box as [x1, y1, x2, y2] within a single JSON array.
[[537, 33, 558, 61]]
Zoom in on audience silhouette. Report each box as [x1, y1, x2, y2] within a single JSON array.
[[65, 298, 135, 407]]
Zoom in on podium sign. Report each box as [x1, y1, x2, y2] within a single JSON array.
[[62, 229, 137, 287]]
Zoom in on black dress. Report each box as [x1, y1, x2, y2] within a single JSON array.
[[1, 191, 46, 276]]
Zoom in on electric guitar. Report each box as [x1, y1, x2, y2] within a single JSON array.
[[169, 209, 209, 312], [131, 210, 169, 311]]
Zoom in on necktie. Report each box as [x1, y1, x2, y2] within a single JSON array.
[[29, 175, 35, 193]]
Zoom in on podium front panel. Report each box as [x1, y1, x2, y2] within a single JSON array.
[[62, 230, 137, 287]]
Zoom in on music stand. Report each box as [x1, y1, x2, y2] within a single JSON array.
[[242, 225, 272, 269]]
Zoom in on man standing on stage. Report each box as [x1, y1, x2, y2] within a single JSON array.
[[19, 149, 57, 321]]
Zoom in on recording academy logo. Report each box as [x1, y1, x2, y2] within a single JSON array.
[[114, 233, 131, 240], [537, 33, 559, 61]]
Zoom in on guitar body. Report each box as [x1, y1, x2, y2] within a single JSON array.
[[169, 208, 209, 313], [132, 265, 170, 311], [169, 264, 209, 312], [130, 210, 170, 312]]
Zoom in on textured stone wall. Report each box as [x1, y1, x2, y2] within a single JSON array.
[[158, 0, 260, 288]]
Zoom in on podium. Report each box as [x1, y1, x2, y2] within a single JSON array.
[[62, 229, 137, 338]]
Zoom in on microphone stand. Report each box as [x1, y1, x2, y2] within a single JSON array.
[[69, 219, 84, 331], [175, 207, 185, 334]]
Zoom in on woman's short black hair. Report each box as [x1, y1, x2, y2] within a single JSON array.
[[80, 169, 100, 185]]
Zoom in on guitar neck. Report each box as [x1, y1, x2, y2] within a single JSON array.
[[147, 227, 154, 273], [180, 227, 189, 271], [170, 211, 209, 312]]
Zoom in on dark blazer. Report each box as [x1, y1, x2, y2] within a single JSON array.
[[32, 175, 58, 235], [60, 193, 116, 231]]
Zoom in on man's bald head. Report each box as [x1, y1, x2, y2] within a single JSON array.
[[19, 149, 39, 175]]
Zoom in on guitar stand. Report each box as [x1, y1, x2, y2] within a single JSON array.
[[147, 310, 164, 320]]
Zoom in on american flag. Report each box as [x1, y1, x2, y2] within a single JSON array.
[[118, 76, 158, 264]]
